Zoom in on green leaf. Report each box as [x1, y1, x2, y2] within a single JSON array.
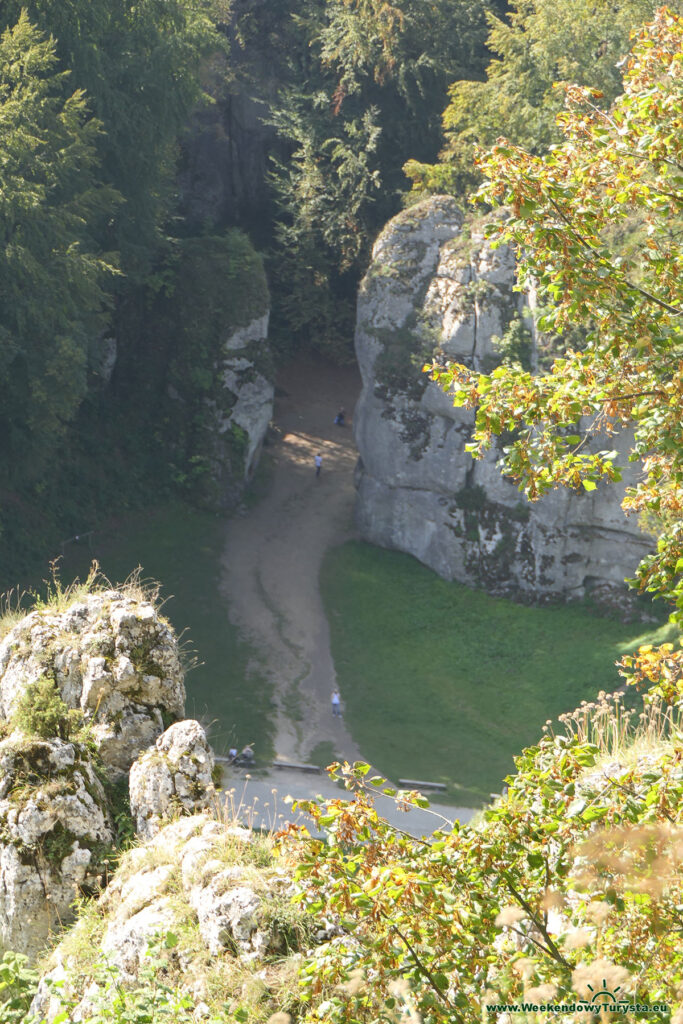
[[581, 805, 609, 822]]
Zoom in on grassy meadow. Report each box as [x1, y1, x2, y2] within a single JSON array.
[[11, 505, 678, 806], [320, 541, 677, 806], [32, 503, 274, 761]]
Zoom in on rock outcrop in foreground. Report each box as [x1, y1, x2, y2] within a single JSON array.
[[0, 589, 185, 776], [31, 814, 308, 1023], [129, 720, 216, 839], [0, 587, 188, 955], [354, 196, 651, 608], [0, 736, 114, 956]]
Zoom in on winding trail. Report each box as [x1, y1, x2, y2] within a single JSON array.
[[220, 357, 363, 764]]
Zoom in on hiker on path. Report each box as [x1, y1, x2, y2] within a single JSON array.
[[315, 453, 323, 477], [331, 689, 341, 717], [334, 407, 346, 426]]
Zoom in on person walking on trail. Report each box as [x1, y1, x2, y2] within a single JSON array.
[[331, 689, 341, 717], [315, 453, 323, 477]]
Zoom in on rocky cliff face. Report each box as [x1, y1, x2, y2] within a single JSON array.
[[30, 813, 311, 1023], [0, 588, 192, 956], [354, 196, 652, 608], [213, 308, 274, 491]]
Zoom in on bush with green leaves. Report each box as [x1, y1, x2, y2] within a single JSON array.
[[283, 690, 683, 1022], [0, 952, 40, 1024], [29, 933, 197, 1024], [10, 676, 84, 742]]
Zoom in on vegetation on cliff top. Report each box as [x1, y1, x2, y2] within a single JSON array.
[[4, 685, 681, 1023]]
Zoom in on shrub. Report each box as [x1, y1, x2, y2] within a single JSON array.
[[11, 676, 83, 741], [0, 951, 39, 1023]]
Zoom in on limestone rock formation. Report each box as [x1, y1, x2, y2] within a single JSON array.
[[354, 196, 652, 608], [129, 720, 216, 839], [90, 332, 117, 387], [31, 815, 298, 1022], [217, 310, 274, 483], [178, 65, 278, 232], [0, 735, 114, 956], [0, 590, 185, 776]]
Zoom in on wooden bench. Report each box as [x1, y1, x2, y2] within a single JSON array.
[[272, 760, 322, 774], [397, 778, 446, 792]]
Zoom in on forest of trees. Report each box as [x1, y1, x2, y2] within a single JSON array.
[[0, 0, 678, 579]]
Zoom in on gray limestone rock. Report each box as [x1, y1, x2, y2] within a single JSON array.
[[90, 333, 117, 386], [31, 815, 285, 1021], [0, 591, 186, 776], [197, 309, 274, 511], [189, 881, 261, 956], [218, 311, 274, 481], [0, 735, 114, 957], [129, 720, 216, 839], [354, 196, 652, 609]]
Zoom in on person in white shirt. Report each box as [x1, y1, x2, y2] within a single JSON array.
[[315, 453, 323, 477], [331, 689, 341, 717]]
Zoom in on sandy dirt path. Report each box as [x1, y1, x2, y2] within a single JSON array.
[[220, 357, 363, 764]]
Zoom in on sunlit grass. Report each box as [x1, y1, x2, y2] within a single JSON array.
[[320, 541, 678, 806]]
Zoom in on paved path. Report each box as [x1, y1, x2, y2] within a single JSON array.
[[220, 357, 363, 765], [220, 766, 478, 838]]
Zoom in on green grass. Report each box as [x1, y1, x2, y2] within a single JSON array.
[[53, 503, 274, 761], [308, 741, 339, 770], [320, 541, 678, 806]]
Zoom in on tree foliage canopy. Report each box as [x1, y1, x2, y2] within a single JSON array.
[[428, 7, 683, 693], [0, 13, 117, 471], [263, 0, 492, 355], [0, 0, 217, 277], [405, 0, 676, 196], [0, 0, 219, 566]]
